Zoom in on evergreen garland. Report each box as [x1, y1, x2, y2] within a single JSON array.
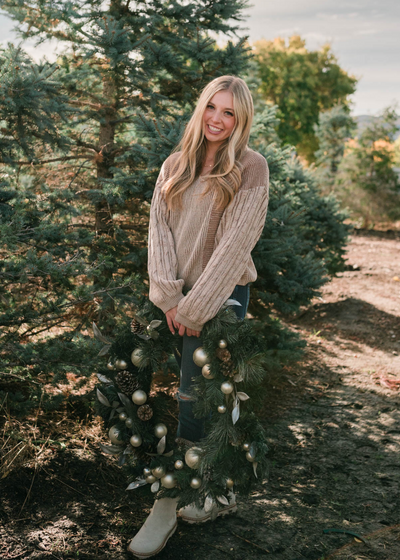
[[94, 297, 269, 509]]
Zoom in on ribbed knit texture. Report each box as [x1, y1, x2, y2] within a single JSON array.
[[148, 147, 269, 331]]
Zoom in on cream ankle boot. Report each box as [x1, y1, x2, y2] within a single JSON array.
[[128, 497, 179, 558], [178, 492, 237, 524]]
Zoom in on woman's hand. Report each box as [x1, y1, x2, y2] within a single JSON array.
[[165, 306, 201, 337]]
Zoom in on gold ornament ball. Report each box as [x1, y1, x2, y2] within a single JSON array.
[[190, 477, 202, 489], [226, 478, 234, 489], [115, 358, 128, 370], [131, 348, 146, 367], [218, 339, 228, 349], [217, 405, 227, 414], [174, 460, 184, 470], [161, 474, 177, 489], [119, 412, 128, 421], [125, 418, 133, 428], [185, 447, 202, 469], [152, 465, 166, 479], [130, 434, 142, 447], [108, 426, 124, 445], [154, 423, 168, 438], [193, 347, 209, 368], [143, 467, 151, 477], [221, 381, 234, 395], [202, 364, 214, 379], [107, 362, 115, 371], [242, 442, 250, 451], [246, 451, 256, 462], [146, 475, 156, 484], [132, 389, 147, 405]]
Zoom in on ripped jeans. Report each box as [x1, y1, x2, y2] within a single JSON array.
[[173, 283, 251, 443]]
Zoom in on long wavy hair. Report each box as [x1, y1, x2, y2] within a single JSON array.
[[162, 75, 254, 212]]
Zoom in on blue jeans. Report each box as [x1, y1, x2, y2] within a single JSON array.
[[173, 283, 251, 443]]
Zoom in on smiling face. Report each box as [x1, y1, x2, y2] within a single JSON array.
[[202, 90, 236, 146]]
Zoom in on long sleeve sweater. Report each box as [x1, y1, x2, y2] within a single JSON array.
[[147, 147, 269, 332]]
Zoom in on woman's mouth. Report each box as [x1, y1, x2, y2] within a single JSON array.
[[207, 124, 223, 135]]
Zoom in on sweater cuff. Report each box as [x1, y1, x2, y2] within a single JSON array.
[[174, 311, 204, 332], [152, 292, 185, 315]]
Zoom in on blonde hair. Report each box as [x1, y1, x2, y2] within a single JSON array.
[[162, 75, 254, 212]]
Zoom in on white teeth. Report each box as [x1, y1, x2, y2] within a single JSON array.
[[208, 125, 222, 132]]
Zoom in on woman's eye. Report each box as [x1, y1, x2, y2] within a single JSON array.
[[226, 111, 233, 117]]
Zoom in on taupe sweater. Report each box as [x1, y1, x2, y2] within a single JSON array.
[[147, 147, 269, 332]]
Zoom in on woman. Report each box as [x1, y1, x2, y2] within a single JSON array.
[[129, 75, 269, 558]]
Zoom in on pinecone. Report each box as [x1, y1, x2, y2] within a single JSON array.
[[116, 370, 139, 395], [220, 360, 233, 376], [131, 318, 145, 335], [216, 348, 231, 362], [137, 404, 153, 421]]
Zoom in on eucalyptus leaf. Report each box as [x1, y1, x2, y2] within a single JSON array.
[[92, 322, 113, 344], [157, 435, 166, 455], [97, 373, 113, 384], [118, 393, 132, 408], [237, 392, 250, 401], [149, 320, 162, 328], [109, 409, 116, 420], [126, 479, 147, 491], [210, 507, 219, 521], [137, 333, 151, 341], [99, 443, 123, 455], [164, 450, 174, 457], [124, 444, 134, 455], [253, 462, 258, 478], [232, 402, 240, 425], [223, 298, 242, 308], [233, 373, 244, 383], [97, 389, 111, 408], [250, 442, 257, 459], [151, 481, 160, 493], [217, 495, 229, 506], [98, 344, 112, 357], [204, 495, 214, 513], [149, 330, 160, 340], [118, 454, 126, 466]]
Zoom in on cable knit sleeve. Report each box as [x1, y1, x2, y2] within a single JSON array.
[[175, 156, 269, 332], [148, 160, 185, 313]]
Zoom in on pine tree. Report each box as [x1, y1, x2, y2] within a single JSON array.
[[0, 2, 349, 416], [314, 105, 356, 194]]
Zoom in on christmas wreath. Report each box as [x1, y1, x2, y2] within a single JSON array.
[[94, 296, 270, 511]]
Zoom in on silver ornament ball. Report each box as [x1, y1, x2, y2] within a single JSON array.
[[119, 412, 128, 421], [132, 389, 147, 405], [130, 434, 142, 447], [115, 358, 128, 370], [146, 475, 156, 484], [108, 426, 124, 445], [185, 447, 202, 469], [161, 474, 177, 489], [193, 347, 210, 368], [107, 362, 115, 371], [242, 442, 250, 451], [143, 467, 151, 477], [202, 364, 214, 379], [174, 460, 184, 470], [221, 381, 234, 395], [152, 465, 166, 479], [226, 478, 234, 489], [131, 348, 146, 367], [217, 405, 227, 414], [154, 423, 168, 438], [125, 418, 133, 429], [190, 477, 202, 489], [218, 339, 228, 349], [246, 451, 256, 462]]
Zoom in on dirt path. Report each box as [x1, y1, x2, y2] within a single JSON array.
[[1, 233, 399, 560]]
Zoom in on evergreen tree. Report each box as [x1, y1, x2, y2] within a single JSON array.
[[0, 2, 349, 416], [314, 105, 356, 194]]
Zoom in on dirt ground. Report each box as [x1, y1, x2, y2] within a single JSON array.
[[1, 232, 400, 560]]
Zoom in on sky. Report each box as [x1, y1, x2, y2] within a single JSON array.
[[0, 0, 399, 116]]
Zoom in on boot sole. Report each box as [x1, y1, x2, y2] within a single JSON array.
[[127, 521, 177, 558], [179, 503, 237, 524]]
